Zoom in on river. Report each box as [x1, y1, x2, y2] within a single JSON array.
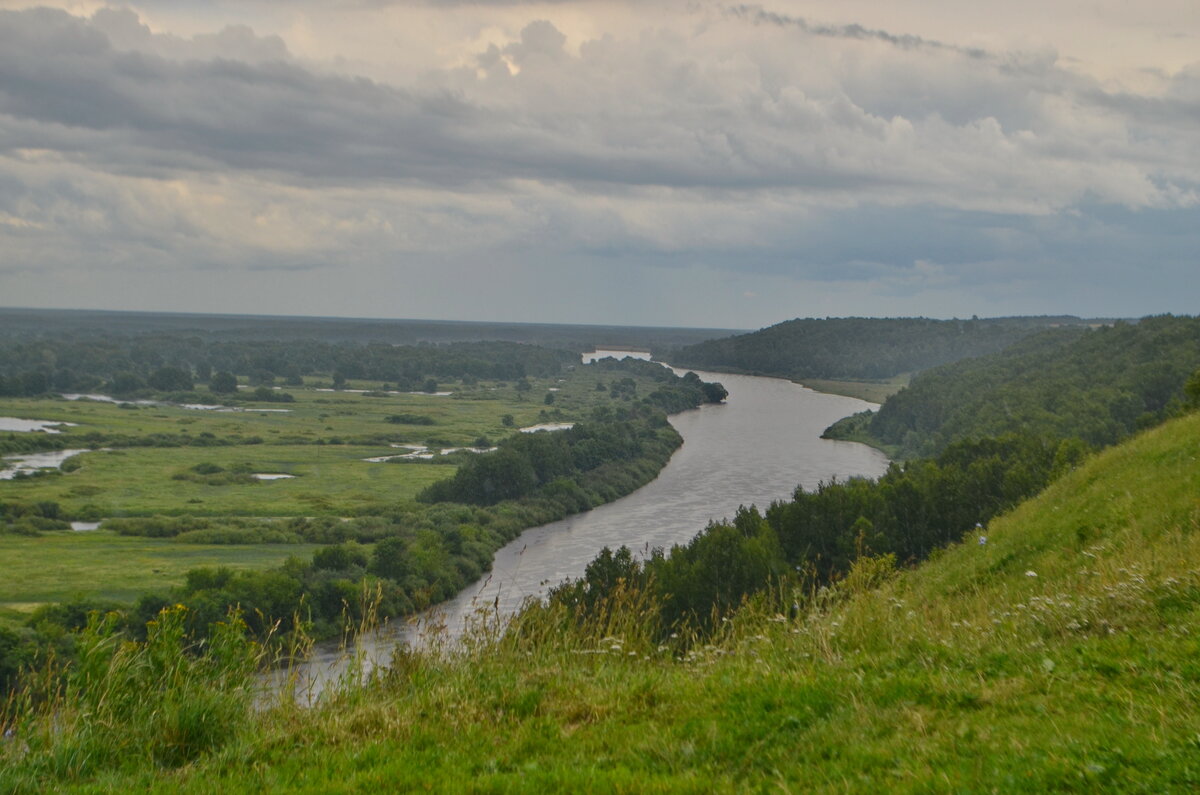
[[276, 368, 890, 699]]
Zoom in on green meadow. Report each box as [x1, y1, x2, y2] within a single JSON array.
[[0, 364, 678, 616], [0, 531, 320, 612]]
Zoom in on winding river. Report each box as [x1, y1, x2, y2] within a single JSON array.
[[277, 368, 890, 699]]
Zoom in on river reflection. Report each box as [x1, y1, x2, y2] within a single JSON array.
[[280, 369, 889, 698]]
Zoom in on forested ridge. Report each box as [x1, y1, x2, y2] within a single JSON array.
[[827, 314, 1200, 458], [669, 315, 1094, 381]]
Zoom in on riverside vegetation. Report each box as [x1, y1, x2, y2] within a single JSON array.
[[3, 371, 1200, 790]]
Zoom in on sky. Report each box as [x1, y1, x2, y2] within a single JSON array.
[[0, 1, 1197, 329]]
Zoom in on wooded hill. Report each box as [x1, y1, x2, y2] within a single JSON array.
[[828, 314, 1200, 459], [669, 315, 1098, 381]]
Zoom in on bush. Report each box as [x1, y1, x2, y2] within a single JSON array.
[[386, 414, 436, 426]]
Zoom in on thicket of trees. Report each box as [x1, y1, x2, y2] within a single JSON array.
[[545, 433, 1083, 634], [830, 315, 1200, 458], [670, 316, 1091, 381]]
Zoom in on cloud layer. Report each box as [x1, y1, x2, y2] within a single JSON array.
[[1, 2, 1197, 325]]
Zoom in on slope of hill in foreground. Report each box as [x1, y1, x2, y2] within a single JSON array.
[[9, 410, 1199, 791]]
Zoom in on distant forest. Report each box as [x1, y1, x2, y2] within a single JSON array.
[[669, 316, 1102, 381], [0, 307, 738, 355], [0, 336, 580, 398]]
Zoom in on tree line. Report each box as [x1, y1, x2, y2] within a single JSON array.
[[669, 316, 1094, 381], [0, 335, 578, 398], [541, 432, 1084, 636]]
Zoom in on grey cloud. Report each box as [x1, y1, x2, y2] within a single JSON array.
[[91, 7, 291, 64], [2, 6, 1194, 210], [2, 4, 1199, 326], [724, 4, 988, 59]]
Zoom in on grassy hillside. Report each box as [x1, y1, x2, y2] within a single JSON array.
[[5, 410, 1200, 790]]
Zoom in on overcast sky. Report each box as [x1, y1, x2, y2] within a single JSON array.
[[1, 1, 1197, 328]]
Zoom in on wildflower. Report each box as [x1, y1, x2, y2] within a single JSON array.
[[1025, 570, 1038, 578]]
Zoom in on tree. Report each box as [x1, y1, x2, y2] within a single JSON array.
[[148, 366, 193, 392], [109, 371, 145, 395], [209, 371, 238, 394], [1185, 368, 1200, 410], [369, 537, 412, 581]]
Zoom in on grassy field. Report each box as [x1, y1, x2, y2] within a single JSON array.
[[799, 373, 911, 403], [0, 444, 449, 517], [7, 407, 1197, 791], [0, 363, 689, 617], [0, 368, 648, 517], [0, 530, 320, 612]]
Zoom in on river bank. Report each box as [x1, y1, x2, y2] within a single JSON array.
[[278, 368, 890, 697]]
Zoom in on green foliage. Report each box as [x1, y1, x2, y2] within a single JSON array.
[[147, 366, 193, 392], [208, 371, 238, 394], [864, 315, 1200, 457], [0, 625, 31, 693], [1184, 367, 1200, 409], [550, 433, 1076, 636], [0, 334, 578, 398], [7, 409, 1200, 792], [672, 315, 1089, 380], [385, 413, 436, 425], [252, 386, 295, 403]]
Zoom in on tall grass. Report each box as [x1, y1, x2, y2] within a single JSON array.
[[0, 605, 268, 792]]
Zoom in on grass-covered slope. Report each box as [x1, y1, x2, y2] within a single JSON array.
[[6, 412, 1200, 792]]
